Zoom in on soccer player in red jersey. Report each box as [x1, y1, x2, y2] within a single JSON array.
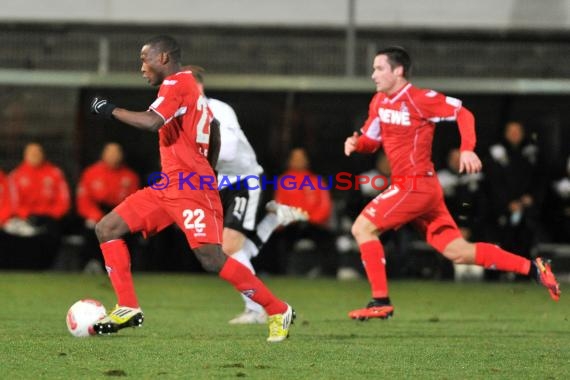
[[89, 35, 294, 342], [344, 46, 560, 320]]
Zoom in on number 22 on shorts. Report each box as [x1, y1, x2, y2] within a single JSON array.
[[183, 208, 206, 233]]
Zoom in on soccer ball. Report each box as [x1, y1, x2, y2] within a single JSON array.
[[66, 299, 107, 337]]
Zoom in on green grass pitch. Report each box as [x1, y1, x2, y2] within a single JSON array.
[[0, 273, 568, 379]]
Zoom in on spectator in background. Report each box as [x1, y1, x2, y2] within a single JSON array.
[[0, 169, 12, 269], [0, 169, 10, 226], [76, 142, 139, 272], [275, 148, 332, 225], [273, 147, 334, 276], [4, 142, 70, 269], [484, 121, 541, 265]]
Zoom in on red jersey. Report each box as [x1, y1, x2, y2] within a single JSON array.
[[275, 169, 332, 225], [9, 161, 70, 219], [0, 170, 11, 224], [76, 161, 139, 222], [359, 84, 466, 176], [149, 71, 216, 185]]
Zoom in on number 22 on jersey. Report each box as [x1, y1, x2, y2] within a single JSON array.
[[195, 95, 211, 144]]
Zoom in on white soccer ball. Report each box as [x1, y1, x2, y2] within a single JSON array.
[[66, 299, 107, 337]]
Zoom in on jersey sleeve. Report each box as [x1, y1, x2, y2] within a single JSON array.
[[415, 89, 476, 151], [360, 93, 382, 142], [149, 78, 186, 123], [415, 89, 462, 122]]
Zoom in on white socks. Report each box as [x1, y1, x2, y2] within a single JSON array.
[[255, 214, 279, 243]]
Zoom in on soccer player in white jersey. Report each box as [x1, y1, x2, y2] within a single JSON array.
[[188, 67, 308, 324]]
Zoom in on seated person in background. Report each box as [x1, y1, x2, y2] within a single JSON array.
[[0, 169, 10, 226], [274, 147, 335, 276], [4, 142, 70, 269], [0, 169, 11, 268], [483, 121, 541, 261], [276, 148, 332, 226], [76, 142, 140, 272]]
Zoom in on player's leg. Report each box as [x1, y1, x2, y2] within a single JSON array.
[[348, 214, 394, 320], [260, 200, 309, 234], [175, 189, 295, 341], [423, 201, 561, 301], [219, 184, 268, 323], [93, 188, 172, 334], [222, 227, 267, 324], [349, 183, 440, 320], [193, 243, 295, 342]]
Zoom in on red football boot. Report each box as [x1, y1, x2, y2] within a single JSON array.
[[348, 300, 394, 321], [534, 257, 561, 301]]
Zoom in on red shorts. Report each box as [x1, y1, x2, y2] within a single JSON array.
[[114, 186, 223, 249], [361, 176, 461, 252]]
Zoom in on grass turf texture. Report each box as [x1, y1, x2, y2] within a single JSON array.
[[0, 273, 568, 379]]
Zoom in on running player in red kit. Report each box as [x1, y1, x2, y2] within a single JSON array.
[[89, 35, 294, 342], [344, 46, 560, 320]]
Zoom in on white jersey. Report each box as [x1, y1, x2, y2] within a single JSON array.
[[208, 98, 264, 184]]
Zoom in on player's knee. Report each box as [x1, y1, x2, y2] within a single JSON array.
[[443, 238, 475, 264], [350, 220, 364, 240], [351, 216, 377, 243], [194, 245, 226, 273], [95, 219, 111, 242], [222, 238, 243, 255], [95, 215, 122, 243]]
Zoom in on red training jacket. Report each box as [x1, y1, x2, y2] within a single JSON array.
[[275, 169, 332, 226], [9, 161, 70, 219], [76, 161, 140, 222]]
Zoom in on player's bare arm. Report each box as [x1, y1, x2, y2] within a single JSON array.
[[112, 108, 164, 132], [344, 132, 359, 156], [90, 96, 164, 132], [455, 106, 481, 174], [207, 118, 221, 168]]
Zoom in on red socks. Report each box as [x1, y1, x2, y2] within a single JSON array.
[[100, 239, 139, 308], [360, 240, 389, 298], [475, 242, 531, 275], [219, 257, 287, 315]]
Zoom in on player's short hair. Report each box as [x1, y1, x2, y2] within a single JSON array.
[[376, 46, 412, 78], [144, 35, 181, 63]]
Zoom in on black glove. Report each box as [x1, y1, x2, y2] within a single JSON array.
[[90, 97, 116, 119]]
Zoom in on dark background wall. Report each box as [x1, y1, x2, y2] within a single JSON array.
[[76, 88, 570, 199]]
